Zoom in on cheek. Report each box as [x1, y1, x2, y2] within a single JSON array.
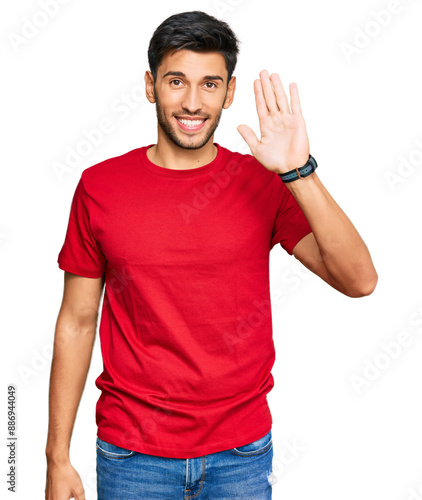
[[207, 91, 226, 110], [209, 102, 224, 118], [157, 88, 180, 108], [158, 88, 225, 115], [193, 94, 218, 112]]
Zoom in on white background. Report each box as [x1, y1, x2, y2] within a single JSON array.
[[2, 0, 422, 498]]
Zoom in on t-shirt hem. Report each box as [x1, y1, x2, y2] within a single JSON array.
[[271, 225, 312, 255], [58, 259, 104, 279], [97, 424, 273, 459], [287, 226, 313, 255]]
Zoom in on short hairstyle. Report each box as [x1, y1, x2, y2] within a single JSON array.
[[148, 10, 241, 85]]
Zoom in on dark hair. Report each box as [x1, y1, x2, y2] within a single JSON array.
[[148, 11, 240, 85]]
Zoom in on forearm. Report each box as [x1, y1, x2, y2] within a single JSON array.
[[45, 318, 97, 464], [285, 171, 377, 292]]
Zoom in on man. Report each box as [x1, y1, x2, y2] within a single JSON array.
[[45, 10, 377, 500]]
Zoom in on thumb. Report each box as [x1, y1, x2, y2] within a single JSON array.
[[237, 124, 259, 152]]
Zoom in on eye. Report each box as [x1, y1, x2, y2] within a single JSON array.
[[170, 79, 182, 86], [205, 82, 217, 89]]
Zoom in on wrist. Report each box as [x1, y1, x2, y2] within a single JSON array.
[[284, 170, 320, 200], [277, 155, 318, 183], [45, 444, 70, 465], [46, 453, 71, 466]]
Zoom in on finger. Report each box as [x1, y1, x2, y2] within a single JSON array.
[[237, 124, 259, 153], [269, 73, 291, 114], [254, 79, 270, 120], [259, 69, 279, 114], [72, 482, 86, 500], [289, 82, 302, 115]]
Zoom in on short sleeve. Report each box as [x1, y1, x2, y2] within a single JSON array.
[[270, 177, 312, 254], [57, 174, 106, 278]]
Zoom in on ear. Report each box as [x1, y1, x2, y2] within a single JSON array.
[[144, 70, 156, 103], [223, 76, 236, 109]]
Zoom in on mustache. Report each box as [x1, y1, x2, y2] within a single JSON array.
[[173, 112, 210, 119]]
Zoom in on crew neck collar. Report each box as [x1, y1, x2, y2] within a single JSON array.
[[139, 143, 224, 178]]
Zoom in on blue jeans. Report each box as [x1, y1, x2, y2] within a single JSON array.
[[96, 430, 274, 499]]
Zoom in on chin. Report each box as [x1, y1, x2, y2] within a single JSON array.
[[177, 137, 209, 150], [168, 129, 214, 150]]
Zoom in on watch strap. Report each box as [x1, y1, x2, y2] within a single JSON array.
[[278, 155, 318, 183]]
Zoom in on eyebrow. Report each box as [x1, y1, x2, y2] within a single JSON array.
[[162, 71, 224, 82]]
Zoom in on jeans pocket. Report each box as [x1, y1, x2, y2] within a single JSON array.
[[230, 430, 272, 456], [96, 437, 137, 459]]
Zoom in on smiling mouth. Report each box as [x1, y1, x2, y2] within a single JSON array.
[[175, 117, 208, 129]]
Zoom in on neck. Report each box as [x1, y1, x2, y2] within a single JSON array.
[[147, 128, 218, 170]]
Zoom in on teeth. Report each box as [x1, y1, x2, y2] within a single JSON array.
[[177, 118, 205, 127]]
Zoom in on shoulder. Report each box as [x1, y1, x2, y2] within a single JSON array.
[[80, 147, 142, 186], [217, 144, 277, 182]]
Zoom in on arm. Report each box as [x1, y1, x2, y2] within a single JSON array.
[[45, 271, 104, 500], [238, 70, 377, 297], [289, 172, 377, 297]]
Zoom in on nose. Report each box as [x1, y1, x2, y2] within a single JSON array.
[[181, 86, 202, 114]]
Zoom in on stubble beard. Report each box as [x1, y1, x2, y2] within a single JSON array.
[[153, 87, 224, 150]]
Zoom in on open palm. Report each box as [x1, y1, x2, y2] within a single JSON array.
[[238, 70, 310, 174]]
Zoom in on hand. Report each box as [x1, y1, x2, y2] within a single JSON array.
[[237, 70, 310, 174], [45, 461, 86, 500]]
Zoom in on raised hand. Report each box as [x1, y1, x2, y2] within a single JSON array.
[[237, 70, 310, 174]]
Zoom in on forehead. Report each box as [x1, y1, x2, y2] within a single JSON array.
[[157, 49, 228, 81]]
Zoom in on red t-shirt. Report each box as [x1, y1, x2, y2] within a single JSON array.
[[57, 143, 312, 458]]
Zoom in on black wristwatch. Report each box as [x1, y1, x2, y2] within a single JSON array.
[[278, 155, 318, 183]]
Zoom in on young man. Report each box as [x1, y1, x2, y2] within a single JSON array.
[[45, 10, 377, 500]]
